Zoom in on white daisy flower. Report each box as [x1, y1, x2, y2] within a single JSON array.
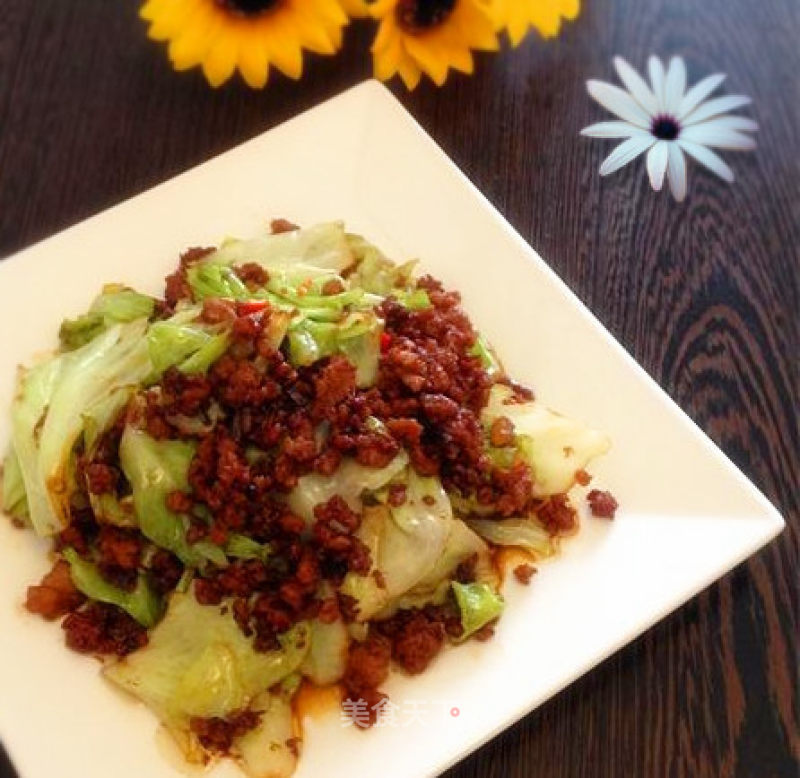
[[581, 55, 758, 201]]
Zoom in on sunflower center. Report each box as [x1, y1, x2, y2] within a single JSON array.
[[215, 0, 280, 17], [651, 115, 680, 141], [395, 0, 457, 32]]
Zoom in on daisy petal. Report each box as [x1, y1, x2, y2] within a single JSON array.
[[682, 94, 752, 126], [613, 56, 659, 114], [666, 143, 687, 201], [599, 135, 656, 176], [580, 121, 650, 138], [696, 115, 758, 133], [680, 124, 757, 150], [663, 56, 687, 114], [646, 141, 669, 191], [677, 73, 726, 119], [648, 56, 666, 111], [678, 139, 735, 183], [587, 80, 652, 128]]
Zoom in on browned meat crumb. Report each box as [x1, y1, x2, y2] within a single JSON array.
[[587, 489, 618, 519]]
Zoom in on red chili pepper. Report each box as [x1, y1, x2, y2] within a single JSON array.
[[237, 299, 269, 316], [380, 332, 392, 353]]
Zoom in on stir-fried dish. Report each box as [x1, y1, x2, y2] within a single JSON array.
[[1, 220, 617, 777]]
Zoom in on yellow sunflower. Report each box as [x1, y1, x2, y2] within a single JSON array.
[[140, 0, 352, 88], [370, 0, 499, 90], [492, 0, 580, 46], [337, 0, 371, 17]]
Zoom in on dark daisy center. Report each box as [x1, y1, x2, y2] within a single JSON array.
[[215, 0, 280, 16], [651, 115, 680, 141], [396, 0, 457, 32]]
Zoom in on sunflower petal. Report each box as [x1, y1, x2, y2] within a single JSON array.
[[404, 34, 450, 86], [202, 35, 238, 87], [677, 73, 725, 119], [599, 135, 656, 176], [613, 56, 658, 115], [682, 95, 752, 126], [373, 32, 403, 80], [456, 0, 499, 51], [141, 0, 173, 22], [238, 39, 270, 88], [263, 17, 304, 79], [666, 143, 688, 201], [586, 80, 652, 128], [678, 139, 735, 182], [646, 141, 669, 191], [168, 4, 217, 70], [396, 56, 422, 90]]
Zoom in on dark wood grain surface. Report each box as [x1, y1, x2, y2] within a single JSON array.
[[0, 1, 797, 777]]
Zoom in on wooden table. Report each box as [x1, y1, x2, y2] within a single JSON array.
[[0, 1, 797, 776]]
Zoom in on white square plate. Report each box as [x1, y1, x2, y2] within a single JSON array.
[[0, 81, 784, 778]]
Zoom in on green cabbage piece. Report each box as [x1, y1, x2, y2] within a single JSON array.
[[300, 613, 350, 686], [469, 334, 502, 378], [345, 233, 417, 295], [209, 222, 354, 274], [482, 384, 611, 497], [147, 320, 230, 376], [236, 686, 298, 778], [287, 451, 408, 524], [104, 591, 309, 727], [226, 534, 271, 562], [12, 321, 152, 536], [186, 263, 250, 301], [1, 447, 29, 522], [379, 518, 493, 617], [451, 581, 505, 640], [59, 285, 155, 350], [120, 426, 215, 566], [62, 548, 163, 627], [89, 493, 137, 527], [286, 312, 382, 387], [340, 470, 454, 621], [396, 288, 431, 310], [466, 517, 555, 558], [81, 386, 134, 459]]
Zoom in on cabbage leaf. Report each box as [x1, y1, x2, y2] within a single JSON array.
[[119, 426, 213, 566], [451, 581, 504, 640], [104, 591, 308, 727], [62, 548, 163, 627], [466, 517, 556, 558], [482, 384, 610, 497], [59, 285, 154, 350], [287, 451, 408, 525]]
